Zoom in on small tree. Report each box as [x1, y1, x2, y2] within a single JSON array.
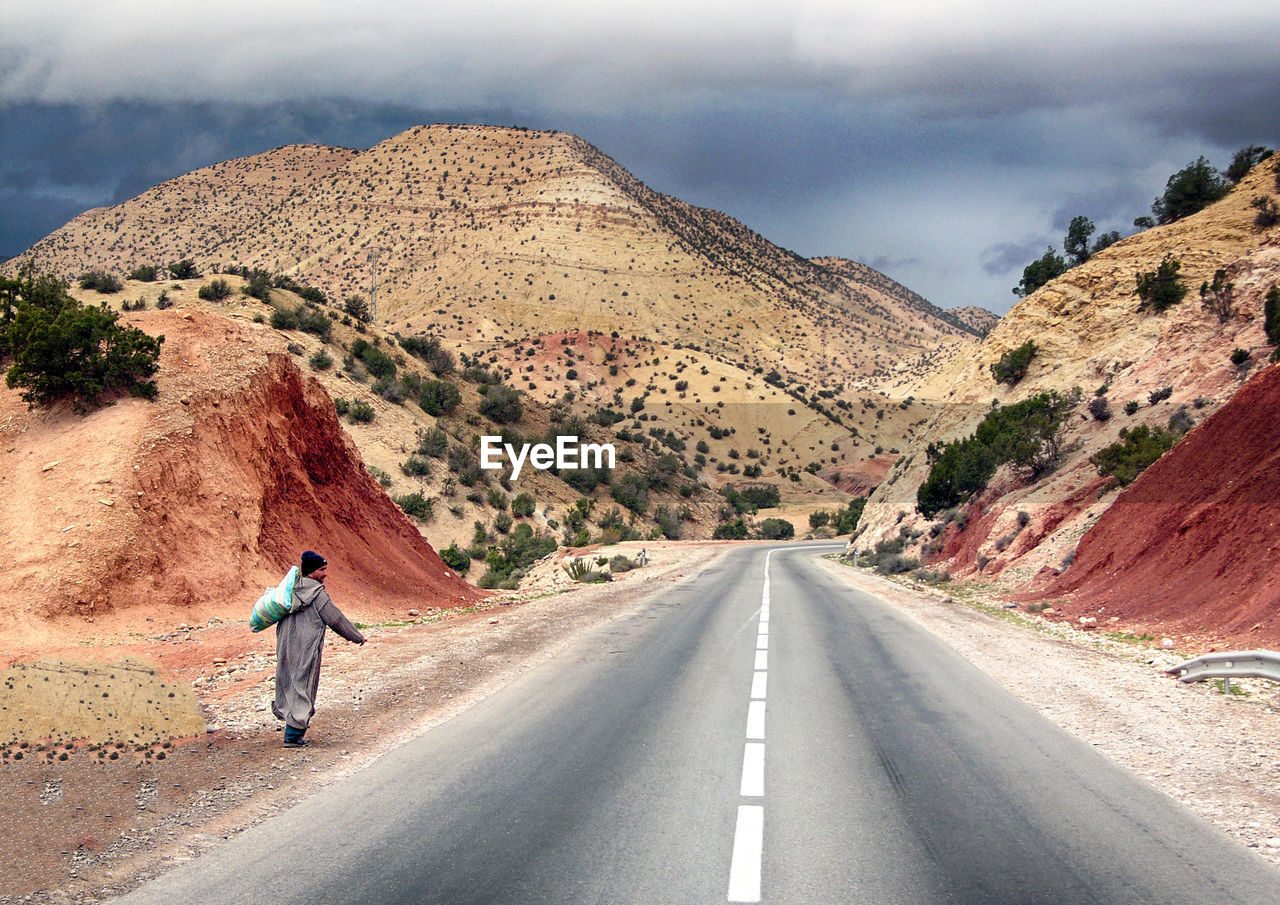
[[1224, 145, 1273, 183], [1265, 285, 1280, 347], [1064, 216, 1095, 267], [5, 295, 163, 410], [1199, 269, 1234, 323], [479, 384, 523, 424], [1135, 257, 1188, 313], [1013, 247, 1067, 298], [1151, 157, 1229, 224], [168, 259, 200, 279]]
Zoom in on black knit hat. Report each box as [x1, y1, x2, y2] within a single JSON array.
[[300, 551, 327, 576]]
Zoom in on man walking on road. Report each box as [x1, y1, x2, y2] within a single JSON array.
[[272, 551, 366, 748]]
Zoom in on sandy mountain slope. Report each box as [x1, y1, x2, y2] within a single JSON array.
[[12, 125, 979, 392], [849, 155, 1280, 639], [0, 308, 482, 659]]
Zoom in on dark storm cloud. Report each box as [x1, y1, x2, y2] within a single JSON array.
[[2, 2, 1277, 313]]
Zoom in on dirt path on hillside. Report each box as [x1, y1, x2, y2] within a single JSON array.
[[3, 545, 1278, 903]]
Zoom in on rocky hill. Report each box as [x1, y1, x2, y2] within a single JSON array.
[[12, 125, 980, 391], [0, 308, 483, 658], [849, 154, 1280, 647]]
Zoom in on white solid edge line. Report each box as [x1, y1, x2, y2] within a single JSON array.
[[750, 671, 767, 700], [746, 700, 766, 739], [728, 805, 764, 902], [741, 742, 765, 797]]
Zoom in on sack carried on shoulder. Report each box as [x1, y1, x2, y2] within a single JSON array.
[[250, 566, 300, 632]]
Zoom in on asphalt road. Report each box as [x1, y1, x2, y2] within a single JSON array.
[[112, 544, 1280, 904]]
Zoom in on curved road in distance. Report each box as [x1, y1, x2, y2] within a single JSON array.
[[112, 543, 1280, 904]]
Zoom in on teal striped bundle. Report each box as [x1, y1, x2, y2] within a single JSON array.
[[249, 566, 300, 632]]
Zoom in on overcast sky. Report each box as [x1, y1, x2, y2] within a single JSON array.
[[2, 1, 1277, 314]]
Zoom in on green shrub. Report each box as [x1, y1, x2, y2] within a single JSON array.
[[439, 543, 470, 574], [511, 493, 536, 517], [712, 518, 749, 540], [1135, 257, 1188, 313], [128, 264, 158, 282], [1265, 286, 1280, 347], [654, 504, 682, 540], [417, 427, 449, 458], [393, 491, 434, 521], [349, 400, 375, 423], [270, 306, 300, 330], [990, 341, 1037, 385], [168, 259, 199, 279], [419, 379, 461, 416], [1224, 145, 1273, 183], [1148, 385, 1172, 405], [916, 392, 1073, 518], [758, 518, 795, 540], [1090, 424, 1178, 486], [399, 334, 455, 375], [1013, 247, 1067, 298], [479, 383, 523, 424], [1151, 157, 1229, 224], [1230, 348, 1251, 367], [401, 455, 431, 477], [309, 349, 333, 371], [1124, 400, 1140, 415], [198, 279, 232, 301], [78, 271, 122, 294], [351, 338, 396, 380], [833, 498, 866, 534], [3, 272, 163, 410]]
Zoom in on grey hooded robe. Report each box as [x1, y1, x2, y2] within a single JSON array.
[[272, 575, 365, 730]]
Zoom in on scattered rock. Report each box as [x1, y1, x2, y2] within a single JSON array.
[[407, 609, 420, 617]]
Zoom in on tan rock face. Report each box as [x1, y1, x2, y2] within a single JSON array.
[[854, 156, 1280, 625]]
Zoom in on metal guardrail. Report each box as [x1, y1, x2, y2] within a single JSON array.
[[1166, 650, 1280, 694]]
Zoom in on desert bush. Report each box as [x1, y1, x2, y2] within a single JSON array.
[[439, 543, 469, 575], [401, 455, 431, 477], [270, 306, 299, 330], [1148, 385, 1173, 405], [168, 259, 200, 279], [198, 279, 232, 301], [1013, 247, 1067, 298], [392, 491, 434, 521], [511, 493, 536, 518], [1135, 257, 1188, 313], [309, 349, 333, 371], [916, 392, 1073, 518], [1230, 348, 1251, 367], [478, 383, 523, 424], [1252, 197, 1280, 229], [128, 264, 158, 282], [1090, 424, 1179, 486], [712, 518, 749, 540], [563, 558, 607, 583], [990, 341, 1038, 385], [757, 518, 795, 540], [1199, 269, 1235, 323], [417, 427, 449, 458], [78, 271, 122, 294], [1151, 157, 1229, 224], [419, 379, 461, 416], [400, 334, 455, 374], [155, 290, 173, 310], [1087, 395, 1112, 421], [1124, 400, 1140, 415], [1224, 145, 1273, 183], [1265, 286, 1280, 347], [348, 400, 375, 423], [2, 271, 163, 410]]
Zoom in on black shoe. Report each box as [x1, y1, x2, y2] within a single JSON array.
[[283, 737, 310, 748]]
